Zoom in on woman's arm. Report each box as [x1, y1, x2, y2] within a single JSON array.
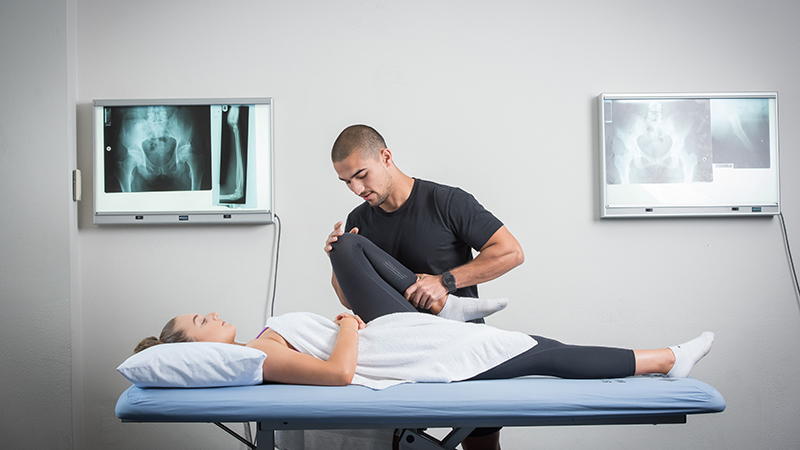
[[246, 314, 362, 386]]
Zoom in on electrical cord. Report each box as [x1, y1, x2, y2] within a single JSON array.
[[778, 212, 800, 305], [266, 214, 282, 324]]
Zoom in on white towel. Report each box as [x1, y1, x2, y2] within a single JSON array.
[[266, 312, 537, 389]]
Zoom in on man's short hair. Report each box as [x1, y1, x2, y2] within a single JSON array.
[[331, 125, 387, 162]]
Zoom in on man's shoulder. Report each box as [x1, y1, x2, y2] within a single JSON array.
[[414, 178, 468, 199], [346, 201, 372, 220], [415, 178, 456, 191], [414, 179, 481, 210]]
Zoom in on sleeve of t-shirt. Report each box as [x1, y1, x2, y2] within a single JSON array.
[[344, 203, 367, 234], [345, 212, 355, 233], [445, 188, 504, 251]]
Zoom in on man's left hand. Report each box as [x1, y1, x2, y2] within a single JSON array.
[[404, 274, 448, 310]]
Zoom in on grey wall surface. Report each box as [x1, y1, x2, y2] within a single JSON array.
[[2, 1, 798, 449], [0, 0, 78, 448]]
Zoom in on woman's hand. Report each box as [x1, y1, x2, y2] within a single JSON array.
[[334, 312, 366, 330]]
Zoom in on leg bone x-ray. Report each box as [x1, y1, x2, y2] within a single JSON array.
[[218, 105, 247, 204]]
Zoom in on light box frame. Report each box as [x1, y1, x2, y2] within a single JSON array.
[[599, 92, 780, 218], [93, 98, 274, 225]]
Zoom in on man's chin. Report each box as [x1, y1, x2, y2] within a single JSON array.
[[368, 199, 386, 208], [363, 194, 384, 208]]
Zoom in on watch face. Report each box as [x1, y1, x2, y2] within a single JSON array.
[[443, 272, 456, 292]]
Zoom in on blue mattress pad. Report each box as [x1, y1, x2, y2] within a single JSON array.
[[116, 376, 725, 430]]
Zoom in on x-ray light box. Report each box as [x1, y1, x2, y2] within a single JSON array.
[[599, 92, 780, 218], [93, 98, 274, 224]]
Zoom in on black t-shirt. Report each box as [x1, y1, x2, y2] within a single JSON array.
[[345, 178, 503, 298]]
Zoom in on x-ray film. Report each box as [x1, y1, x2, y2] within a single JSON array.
[[103, 105, 213, 193]]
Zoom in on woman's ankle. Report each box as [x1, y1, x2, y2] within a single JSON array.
[[428, 295, 448, 315]]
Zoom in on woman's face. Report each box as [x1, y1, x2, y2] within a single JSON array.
[[174, 312, 237, 343]]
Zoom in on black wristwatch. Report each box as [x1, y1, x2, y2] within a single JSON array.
[[441, 271, 457, 294]]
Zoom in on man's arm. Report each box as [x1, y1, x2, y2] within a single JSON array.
[[404, 225, 524, 309]]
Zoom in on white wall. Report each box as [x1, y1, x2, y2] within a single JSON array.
[[3, 0, 799, 449]]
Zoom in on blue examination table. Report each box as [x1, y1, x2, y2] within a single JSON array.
[[116, 376, 726, 449]]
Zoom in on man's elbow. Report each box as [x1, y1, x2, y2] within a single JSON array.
[[509, 243, 525, 269], [491, 227, 524, 270]]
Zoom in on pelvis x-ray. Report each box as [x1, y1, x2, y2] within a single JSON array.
[[104, 104, 253, 207], [104, 106, 212, 193], [605, 98, 771, 185], [605, 99, 713, 185]]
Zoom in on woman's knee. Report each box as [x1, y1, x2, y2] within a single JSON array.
[[333, 232, 365, 247], [329, 233, 366, 265], [331, 233, 364, 252]]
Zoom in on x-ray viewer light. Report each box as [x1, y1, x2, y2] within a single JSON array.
[[92, 98, 274, 225], [599, 92, 780, 218]]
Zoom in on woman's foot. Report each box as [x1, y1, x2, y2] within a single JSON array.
[[436, 295, 509, 321], [667, 332, 715, 377]]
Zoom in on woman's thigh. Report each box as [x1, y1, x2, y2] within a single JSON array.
[[329, 233, 419, 322]]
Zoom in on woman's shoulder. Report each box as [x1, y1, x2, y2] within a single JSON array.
[[268, 311, 330, 326], [247, 328, 293, 351]]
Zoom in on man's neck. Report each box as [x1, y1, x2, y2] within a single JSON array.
[[379, 172, 415, 213]]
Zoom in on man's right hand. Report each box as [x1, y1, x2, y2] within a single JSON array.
[[325, 221, 359, 254]]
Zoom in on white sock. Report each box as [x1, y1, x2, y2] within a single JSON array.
[[436, 295, 509, 322], [667, 332, 715, 378]]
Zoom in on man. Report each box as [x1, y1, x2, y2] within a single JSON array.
[[324, 124, 524, 450]]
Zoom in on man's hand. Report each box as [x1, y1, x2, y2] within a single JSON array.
[[324, 221, 359, 254], [404, 274, 448, 310]]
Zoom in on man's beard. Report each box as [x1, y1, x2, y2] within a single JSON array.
[[369, 177, 393, 209]]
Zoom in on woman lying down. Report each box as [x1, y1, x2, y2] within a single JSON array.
[[135, 233, 714, 389]]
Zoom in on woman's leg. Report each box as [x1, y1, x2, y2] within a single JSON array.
[[468, 336, 637, 380], [469, 332, 715, 380], [329, 233, 419, 322], [329, 233, 508, 323], [633, 349, 675, 375]]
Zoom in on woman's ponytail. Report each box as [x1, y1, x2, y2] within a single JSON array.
[[133, 317, 193, 353], [134, 336, 161, 353]]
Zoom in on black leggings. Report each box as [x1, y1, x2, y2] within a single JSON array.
[[329, 233, 636, 381]]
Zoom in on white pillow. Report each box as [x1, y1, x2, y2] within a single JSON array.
[[117, 342, 266, 388]]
